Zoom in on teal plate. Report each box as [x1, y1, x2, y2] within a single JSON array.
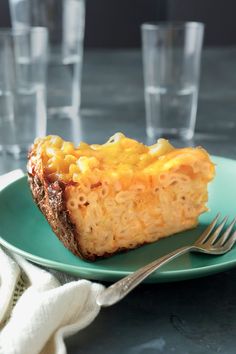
[[0, 156, 236, 283]]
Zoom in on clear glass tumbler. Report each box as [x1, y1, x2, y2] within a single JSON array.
[[0, 27, 48, 158], [9, 0, 85, 140], [141, 22, 204, 141]]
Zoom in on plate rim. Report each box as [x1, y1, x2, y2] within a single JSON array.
[[0, 154, 236, 282]]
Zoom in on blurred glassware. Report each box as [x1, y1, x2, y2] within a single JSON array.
[[0, 27, 48, 158], [9, 0, 85, 141], [141, 22, 204, 141]]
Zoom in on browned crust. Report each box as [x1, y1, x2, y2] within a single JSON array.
[[28, 172, 88, 258], [27, 149, 148, 261]]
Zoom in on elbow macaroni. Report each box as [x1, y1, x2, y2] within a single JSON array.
[[32, 133, 215, 257]]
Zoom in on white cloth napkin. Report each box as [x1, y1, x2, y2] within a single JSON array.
[[0, 170, 105, 354]]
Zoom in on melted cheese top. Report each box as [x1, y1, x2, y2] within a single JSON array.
[[31, 133, 214, 184]]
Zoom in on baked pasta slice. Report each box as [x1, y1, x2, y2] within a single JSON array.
[[27, 133, 215, 261]]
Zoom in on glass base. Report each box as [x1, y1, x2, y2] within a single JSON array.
[[48, 106, 78, 120], [4, 144, 30, 160], [147, 127, 194, 143]]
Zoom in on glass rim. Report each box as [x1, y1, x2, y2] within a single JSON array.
[[141, 21, 204, 32], [0, 26, 48, 37]]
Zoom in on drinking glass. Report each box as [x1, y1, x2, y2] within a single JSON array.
[[9, 0, 85, 141], [141, 22, 204, 141], [0, 27, 48, 158]]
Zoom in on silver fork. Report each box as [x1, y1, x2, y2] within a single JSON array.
[[96, 214, 236, 307]]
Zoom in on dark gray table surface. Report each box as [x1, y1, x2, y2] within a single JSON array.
[[1, 48, 236, 353]]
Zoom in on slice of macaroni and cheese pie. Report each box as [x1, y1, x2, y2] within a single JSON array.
[[28, 133, 215, 261]]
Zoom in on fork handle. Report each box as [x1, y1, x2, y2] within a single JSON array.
[[96, 245, 192, 307]]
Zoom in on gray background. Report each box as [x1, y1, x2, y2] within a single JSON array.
[[1, 0, 236, 47]]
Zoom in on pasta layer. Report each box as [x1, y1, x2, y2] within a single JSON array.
[[28, 133, 215, 260]]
